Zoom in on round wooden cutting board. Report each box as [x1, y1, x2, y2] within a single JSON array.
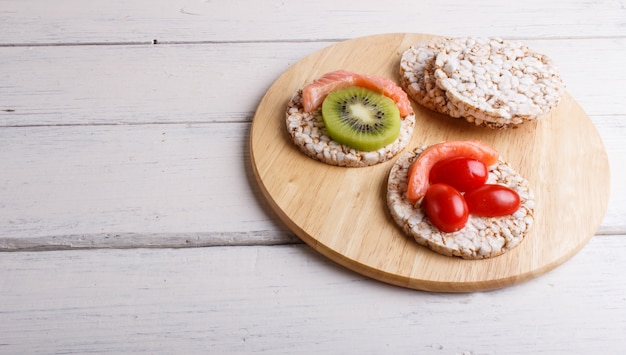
[[249, 33, 610, 292]]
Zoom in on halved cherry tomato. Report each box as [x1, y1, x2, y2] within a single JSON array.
[[421, 183, 469, 233], [429, 157, 488, 192], [464, 184, 521, 217]]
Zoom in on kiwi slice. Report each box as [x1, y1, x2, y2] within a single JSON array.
[[321, 86, 401, 152]]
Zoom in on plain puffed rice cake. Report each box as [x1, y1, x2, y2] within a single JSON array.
[[399, 37, 464, 119], [400, 36, 565, 128], [387, 146, 535, 259], [286, 89, 416, 167]]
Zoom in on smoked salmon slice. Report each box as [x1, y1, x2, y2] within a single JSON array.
[[406, 140, 500, 203], [301, 70, 413, 117]]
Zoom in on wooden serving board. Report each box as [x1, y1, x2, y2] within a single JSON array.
[[249, 33, 610, 292]]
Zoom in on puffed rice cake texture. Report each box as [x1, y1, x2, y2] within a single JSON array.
[[386, 146, 535, 259], [285, 89, 416, 167], [400, 36, 565, 128]]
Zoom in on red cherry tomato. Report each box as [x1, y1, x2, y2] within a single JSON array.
[[464, 184, 521, 217], [429, 156, 488, 192], [421, 183, 469, 233]]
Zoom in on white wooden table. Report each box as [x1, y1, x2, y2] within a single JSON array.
[[1, 1, 625, 353]]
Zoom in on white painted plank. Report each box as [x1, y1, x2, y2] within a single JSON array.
[[2, 38, 626, 127], [1, 0, 625, 44], [0, 117, 623, 249], [1, 236, 625, 354], [0, 123, 291, 248], [0, 42, 331, 126]]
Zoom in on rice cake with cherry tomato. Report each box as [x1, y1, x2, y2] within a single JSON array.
[[386, 145, 535, 259]]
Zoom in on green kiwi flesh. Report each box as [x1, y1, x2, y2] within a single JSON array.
[[321, 86, 401, 152]]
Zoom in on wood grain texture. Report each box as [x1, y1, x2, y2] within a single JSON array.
[[0, 0, 625, 353], [1, 0, 625, 44], [250, 33, 610, 292], [1, 239, 625, 354]]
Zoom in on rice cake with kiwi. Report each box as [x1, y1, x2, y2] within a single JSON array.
[[286, 88, 416, 167], [386, 145, 535, 259]]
